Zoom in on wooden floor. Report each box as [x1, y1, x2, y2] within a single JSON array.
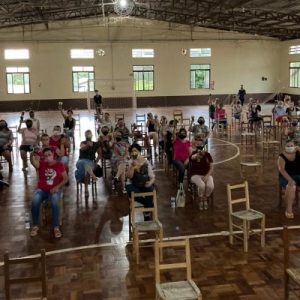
[[0, 105, 299, 299]]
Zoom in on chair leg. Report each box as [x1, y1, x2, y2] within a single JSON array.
[[159, 229, 163, 261], [229, 216, 233, 245], [133, 229, 140, 264], [284, 272, 289, 300], [243, 219, 248, 252], [261, 216, 265, 248]]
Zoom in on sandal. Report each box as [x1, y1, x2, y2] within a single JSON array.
[[285, 211, 294, 219], [54, 227, 62, 238], [30, 226, 39, 237]]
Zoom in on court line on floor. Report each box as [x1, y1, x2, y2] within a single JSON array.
[[210, 138, 240, 165], [0, 225, 297, 267]]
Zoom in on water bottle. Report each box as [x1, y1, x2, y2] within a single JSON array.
[[25, 212, 30, 229], [171, 197, 176, 208]]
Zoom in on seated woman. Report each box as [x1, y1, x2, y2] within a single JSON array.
[[189, 116, 209, 144], [126, 143, 155, 221], [232, 99, 243, 120], [277, 139, 300, 219], [75, 130, 100, 195], [189, 136, 214, 210], [273, 100, 288, 123], [0, 120, 13, 172], [60, 108, 76, 149], [172, 128, 191, 184], [110, 131, 128, 193]]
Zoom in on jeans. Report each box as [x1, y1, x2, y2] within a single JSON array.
[[126, 184, 154, 207], [75, 159, 94, 182], [173, 160, 186, 183], [31, 189, 61, 227]]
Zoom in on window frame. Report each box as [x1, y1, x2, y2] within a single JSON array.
[[72, 66, 95, 93], [70, 49, 94, 59], [133, 65, 154, 91], [190, 64, 211, 89], [132, 49, 155, 58], [289, 45, 300, 55], [289, 62, 300, 88], [189, 48, 211, 57], [6, 66, 31, 94]]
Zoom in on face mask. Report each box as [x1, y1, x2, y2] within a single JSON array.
[[131, 154, 138, 160], [0, 124, 5, 130], [116, 137, 122, 142], [198, 120, 204, 125], [26, 123, 32, 129], [179, 134, 186, 139], [292, 122, 298, 127], [197, 146, 204, 151], [53, 130, 61, 136], [285, 146, 296, 153], [103, 131, 109, 136]]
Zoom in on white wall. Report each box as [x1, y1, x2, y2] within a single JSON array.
[[0, 17, 281, 102]]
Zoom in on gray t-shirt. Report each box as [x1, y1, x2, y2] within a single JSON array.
[[0, 129, 13, 147]]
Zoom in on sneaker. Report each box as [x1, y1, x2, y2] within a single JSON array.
[[30, 226, 39, 237], [204, 200, 208, 210], [54, 227, 62, 238], [199, 201, 204, 211], [122, 188, 127, 194]]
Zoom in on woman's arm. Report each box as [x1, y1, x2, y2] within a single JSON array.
[[278, 156, 295, 184]]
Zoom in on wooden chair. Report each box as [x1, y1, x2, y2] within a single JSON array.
[[4, 249, 47, 300], [240, 122, 256, 145], [283, 226, 300, 300], [155, 238, 202, 300], [227, 181, 265, 252], [40, 194, 64, 226], [130, 190, 163, 264], [173, 110, 183, 124], [262, 126, 280, 159], [239, 145, 262, 179]]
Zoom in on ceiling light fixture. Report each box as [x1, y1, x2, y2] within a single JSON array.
[[114, 0, 135, 16]]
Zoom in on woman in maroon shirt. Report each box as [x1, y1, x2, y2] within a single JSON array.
[[189, 135, 214, 210]]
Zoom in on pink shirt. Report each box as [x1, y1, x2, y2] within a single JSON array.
[[214, 108, 226, 120], [173, 139, 191, 161]]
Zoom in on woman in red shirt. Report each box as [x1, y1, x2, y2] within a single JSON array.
[[189, 136, 214, 210], [172, 128, 191, 184]]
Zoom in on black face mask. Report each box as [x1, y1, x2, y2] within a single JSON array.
[[0, 124, 5, 130], [116, 137, 122, 142], [198, 121, 204, 125], [103, 131, 109, 136], [131, 154, 138, 160], [179, 134, 186, 139], [292, 122, 298, 127], [197, 145, 204, 151], [26, 123, 32, 129]]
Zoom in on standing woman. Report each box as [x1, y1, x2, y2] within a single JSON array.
[[278, 139, 300, 219]]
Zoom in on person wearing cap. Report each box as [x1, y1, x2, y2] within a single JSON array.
[[189, 136, 214, 210]]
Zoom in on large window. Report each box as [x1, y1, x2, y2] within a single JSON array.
[[289, 45, 300, 55], [5, 49, 29, 60], [133, 65, 154, 91], [6, 67, 30, 94], [289, 62, 300, 88], [72, 66, 95, 92], [189, 48, 211, 57], [70, 49, 94, 59], [132, 49, 155, 58], [190, 64, 210, 89]]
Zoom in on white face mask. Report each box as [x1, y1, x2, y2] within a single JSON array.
[[53, 130, 61, 136], [285, 146, 296, 153]]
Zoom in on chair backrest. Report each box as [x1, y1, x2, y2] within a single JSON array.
[[173, 110, 183, 123], [227, 181, 250, 214], [283, 226, 300, 272], [131, 190, 157, 224], [4, 249, 47, 300], [154, 238, 192, 284]]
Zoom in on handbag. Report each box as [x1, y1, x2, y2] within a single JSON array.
[[176, 183, 186, 208], [132, 163, 149, 188]]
